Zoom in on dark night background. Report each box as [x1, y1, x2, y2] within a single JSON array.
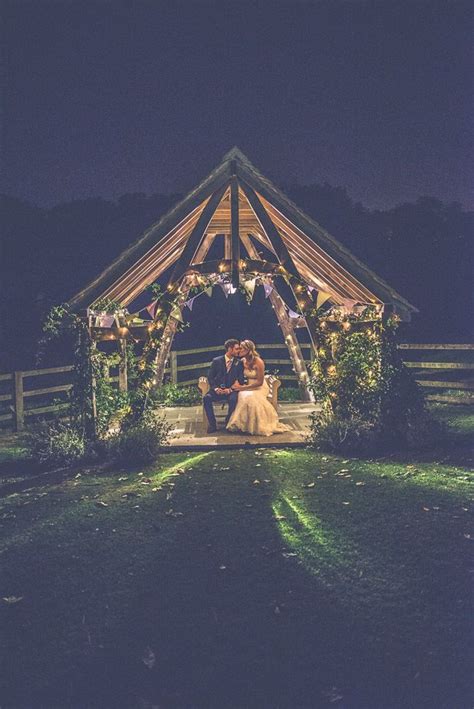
[[1, 0, 473, 371]]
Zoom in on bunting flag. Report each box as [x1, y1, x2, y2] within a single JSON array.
[[205, 286, 213, 297], [185, 296, 195, 311], [307, 285, 316, 294], [219, 282, 237, 298], [99, 314, 115, 328], [316, 291, 332, 309], [287, 308, 301, 319], [243, 277, 257, 299], [145, 299, 159, 319], [263, 283, 273, 298], [170, 306, 183, 323], [342, 298, 358, 312]]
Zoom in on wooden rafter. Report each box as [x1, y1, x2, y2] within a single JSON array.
[[239, 180, 319, 346], [168, 182, 229, 292]]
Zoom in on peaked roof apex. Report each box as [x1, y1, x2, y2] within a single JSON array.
[[221, 146, 251, 165]]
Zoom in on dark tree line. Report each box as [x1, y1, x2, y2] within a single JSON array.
[[1, 185, 472, 371]]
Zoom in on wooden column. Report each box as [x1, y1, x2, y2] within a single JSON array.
[[88, 339, 98, 440], [118, 339, 128, 393], [154, 314, 182, 386], [14, 371, 24, 432], [240, 233, 311, 401], [268, 287, 312, 401]]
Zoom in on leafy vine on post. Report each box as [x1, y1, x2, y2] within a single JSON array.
[[306, 305, 439, 454]]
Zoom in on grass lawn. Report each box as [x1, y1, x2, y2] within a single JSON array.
[[0, 406, 473, 708]]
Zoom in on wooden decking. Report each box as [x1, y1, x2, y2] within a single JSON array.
[[162, 402, 320, 450]]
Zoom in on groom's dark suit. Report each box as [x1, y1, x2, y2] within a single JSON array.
[[204, 355, 245, 430]]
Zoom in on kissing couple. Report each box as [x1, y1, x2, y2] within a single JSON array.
[[204, 338, 289, 436]]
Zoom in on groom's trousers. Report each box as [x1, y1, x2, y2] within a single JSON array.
[[203, 390, 239, 429]]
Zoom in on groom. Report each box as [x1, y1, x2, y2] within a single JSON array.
[[204, 338, 245, 433]]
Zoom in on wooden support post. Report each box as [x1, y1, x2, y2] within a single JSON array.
[[230, 174, 240, 288], [14, 371, 24, 432], [170, 351, 178, 384], [118, 339, 128, 393], [240, 233, 311, 401], [154, 276, 195, 387], [88, 339, 98, 440]]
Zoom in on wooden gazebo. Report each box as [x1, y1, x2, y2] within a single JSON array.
[[69, 147, 416, 398]]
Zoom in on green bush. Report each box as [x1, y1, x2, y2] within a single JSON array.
[[107, 410, 172, 464], [150, 383, 201, 406], [26, 422, 85, 467], [308, 315, 440, 453], [308, 410, 378, 454]]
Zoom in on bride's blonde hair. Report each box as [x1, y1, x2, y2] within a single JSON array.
[[240, 339, 259, 363]]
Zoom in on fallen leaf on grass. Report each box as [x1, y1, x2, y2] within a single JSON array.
[[282, 552, 297, 558], [303, 482, 316, 488], [342, 501, 350, 506], [95, 501, 108, 508], [219, 565, 227, 570], [2, 596, 23, 604], [355, 481, 366, 486], [151, 487, 161, 492], [253, 479, 261, 485], [142, 646, 156, 670], [422, 507, 430, 512], [274, 515, 287, 521], [463, 533, 473, 540], [337, 469, 350, 474], [118, 476, 128, 482]]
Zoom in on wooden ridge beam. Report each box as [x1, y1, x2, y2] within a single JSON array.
[[230, 173, 240, 288]]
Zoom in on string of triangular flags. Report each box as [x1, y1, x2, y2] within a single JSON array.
[[88, 272, 371, 329]]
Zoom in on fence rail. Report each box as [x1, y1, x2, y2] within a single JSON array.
[[1, 344, 472, 430]]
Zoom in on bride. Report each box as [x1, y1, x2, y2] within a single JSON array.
[[226, 340, 290, 436]]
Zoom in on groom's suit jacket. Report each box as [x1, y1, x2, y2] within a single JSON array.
[[208, 355, 245, 391]]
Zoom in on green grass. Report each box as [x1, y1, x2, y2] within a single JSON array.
[[0, 407, 473, 708]]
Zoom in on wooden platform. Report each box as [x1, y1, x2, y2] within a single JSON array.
[[162, 402, 320, 449]]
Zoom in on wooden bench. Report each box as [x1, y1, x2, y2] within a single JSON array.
[[197, 375, 281, 426]]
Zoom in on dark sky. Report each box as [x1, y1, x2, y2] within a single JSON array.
[[2, 0, 473, 210]]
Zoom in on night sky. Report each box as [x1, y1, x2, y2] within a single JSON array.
[[2, 0, 473, 210]]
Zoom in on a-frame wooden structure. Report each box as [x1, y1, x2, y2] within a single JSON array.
[[70, 147, 417, 398]]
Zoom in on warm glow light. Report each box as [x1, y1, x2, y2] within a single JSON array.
[[342, 321, 351, 331], [327, 365, 337, 376]]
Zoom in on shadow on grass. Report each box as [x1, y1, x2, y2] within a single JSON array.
[[2, 448, 472, 708]]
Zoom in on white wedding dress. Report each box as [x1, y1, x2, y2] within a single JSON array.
[[226, 367, 290, 436]]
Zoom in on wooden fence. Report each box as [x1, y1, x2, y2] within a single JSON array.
[[0, 344, 472, 431]]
